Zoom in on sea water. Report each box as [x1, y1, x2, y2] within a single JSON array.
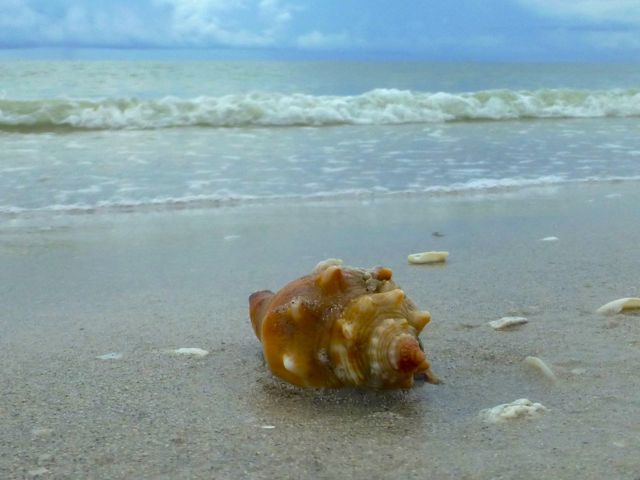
[[1, 61, 639, 216]]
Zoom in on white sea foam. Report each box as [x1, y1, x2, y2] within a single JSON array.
[[1, 88, 639, 131], [3, 175, 640, 217]]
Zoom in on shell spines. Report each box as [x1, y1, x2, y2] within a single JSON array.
[[249, 261, 435, 389], [317, 265, 345, 293]]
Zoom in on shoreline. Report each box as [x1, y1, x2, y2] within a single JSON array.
[[2, 182, 640, 479], [3, 175, 640, 223]]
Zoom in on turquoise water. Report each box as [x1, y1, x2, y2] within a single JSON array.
[[3, 61, 640, 99], [1, 61, 639, 214]]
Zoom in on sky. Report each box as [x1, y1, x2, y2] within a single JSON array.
[[1, 0, 640, 61]]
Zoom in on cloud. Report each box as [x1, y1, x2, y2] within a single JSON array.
[[0, 0, 45, 31], [557, 28, 640, 51], [1, 0, 639, 59], [0, 0, 296, 48], [516, 0, 640, 25], [296, 30, 353, 49], [157, 0, 294, 47], [0, 0, 162, 47], [585, 30, 640, 49], [515, 0, 640, 52]]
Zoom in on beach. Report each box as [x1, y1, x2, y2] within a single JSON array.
[[2, 182, 639, 479]]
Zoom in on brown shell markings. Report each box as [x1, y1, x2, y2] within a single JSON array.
[[249, 259, 438, 389]]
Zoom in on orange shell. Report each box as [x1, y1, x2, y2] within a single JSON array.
[[249, 260, 437, 389]]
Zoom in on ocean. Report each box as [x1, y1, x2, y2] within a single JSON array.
[[1, 61, 639, 217]]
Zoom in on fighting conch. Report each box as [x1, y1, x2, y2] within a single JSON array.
[[249, 259, 438, 389]]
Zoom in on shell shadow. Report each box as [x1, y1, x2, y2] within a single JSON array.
[[246, 375, 440, 437]]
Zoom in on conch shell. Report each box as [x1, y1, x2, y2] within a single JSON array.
[[249, 259, 438, 389]]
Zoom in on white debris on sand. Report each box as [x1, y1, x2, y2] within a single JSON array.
[[31, 428, 54, 438], [96, 352, 123, 360], [37, 454, 54, 466], [479, 399, 547, 424], [539, 236, 559, 242], [27, 467, 49, 479], [524, 356, 557, 382], [407, 251, 449, 264], [368, 411, 405, 422], [596, 297, 640, 315], [488, 316, 528, 330], [172, 347, 209, 357], [260, 425, 276, 429]]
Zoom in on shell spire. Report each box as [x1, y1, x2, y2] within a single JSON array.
[[248, 260, 438, 389], [392, 335, 426, 373]]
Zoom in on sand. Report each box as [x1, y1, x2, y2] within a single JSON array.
[[2, 182, 640, 479]]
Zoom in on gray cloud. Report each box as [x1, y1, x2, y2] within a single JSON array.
[[1, 0, 639, 59], [516, 0, 640, 25], [0, 0, 296, 48], [153, 0, 294, 46], [296, 31, 354, 49]]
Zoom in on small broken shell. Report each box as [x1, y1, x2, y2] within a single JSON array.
[[596, 297, 640, 315], [524, 356, 557, 382], [249, 260, 437, 389], [479, 398, 547, 423], [96, 352, 123, 360], [488, 316, 528, 330], [407, 251, 449, 264], [172, 348, 209, 357]]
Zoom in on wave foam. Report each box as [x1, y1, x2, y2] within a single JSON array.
[[1, 88, 639, 131], [4, 175, 640, 217]]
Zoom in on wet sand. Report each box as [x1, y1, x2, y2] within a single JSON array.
[[2, 183, 640, 479]]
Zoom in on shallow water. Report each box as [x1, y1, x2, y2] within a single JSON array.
[[2, 118, 640, 213], [1, 61, 640, 216]]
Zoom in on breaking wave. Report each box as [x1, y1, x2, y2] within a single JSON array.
[[1, 88, 640, 131]]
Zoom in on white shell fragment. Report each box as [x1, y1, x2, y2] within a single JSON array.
[[27, 467, 49, 479], [479, 398, 547, 423], [488, 316, 528, 330], [172, 347, 209, 357], [524, 356, 557, 382], [539, 236, 559, 242], [596, 297, 640, 315], [96, 352, 123, 360], [31, 428, 54, 438], [37, 454, 54, 465], [407, 251, 449, 264]]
